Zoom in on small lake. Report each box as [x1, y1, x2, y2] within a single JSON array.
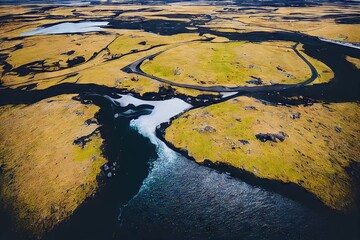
[[21, 21, 109, 36]]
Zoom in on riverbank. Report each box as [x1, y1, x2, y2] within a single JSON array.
[[163, 96, 360, 211]]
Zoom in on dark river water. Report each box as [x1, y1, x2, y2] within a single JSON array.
[[44, 95, 359, 240]]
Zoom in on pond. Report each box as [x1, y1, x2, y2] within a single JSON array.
[[21, 21, 109, 36]]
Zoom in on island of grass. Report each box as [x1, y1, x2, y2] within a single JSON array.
[[141, 41, 333, 87], [165, 96, 360, 211]]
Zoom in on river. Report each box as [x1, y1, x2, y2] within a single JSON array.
[[39, 94, 359, 240]]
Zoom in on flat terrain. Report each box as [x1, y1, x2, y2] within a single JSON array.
[[142, 41, 333, 86], [165, 97, 360, 211]]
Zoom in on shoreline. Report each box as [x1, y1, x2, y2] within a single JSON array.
[[155, 106, 360, 215]]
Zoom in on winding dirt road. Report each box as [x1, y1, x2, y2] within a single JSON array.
[[123, 42, 318, 93]]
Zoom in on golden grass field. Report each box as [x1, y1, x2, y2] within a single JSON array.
[[0, 95, 106, 235], [142, 41, 334, 86], [165, 97, 360, 211]]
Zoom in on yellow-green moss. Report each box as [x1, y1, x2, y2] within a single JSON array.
[[165, 96, 360, 211], [0, 95, 107, 236], [142, 41, 321, 87]]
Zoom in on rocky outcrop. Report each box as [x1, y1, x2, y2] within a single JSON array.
[[255, 131, 288, 143]]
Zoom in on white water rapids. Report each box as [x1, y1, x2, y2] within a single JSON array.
[[114, 94, 192, 161]]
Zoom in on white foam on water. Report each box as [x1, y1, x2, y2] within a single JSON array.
[[114, 94, 192, 160], [114, 94, 192, 220], [21, 21, 109, 36]]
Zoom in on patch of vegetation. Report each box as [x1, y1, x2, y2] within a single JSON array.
[[165, 96, 360, 211], [346, 56, 360, 69], [142, 41, 321, 87], [0, 95, 106, 236], [236, 6, 360, 42], [7, 33, 115, 71]]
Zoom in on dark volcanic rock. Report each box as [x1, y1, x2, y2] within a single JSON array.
[[255, 131, 288, 143], [334, 126, 342, 133], [62, 50, 75, 56], [173, 67, 181, 76], [66, 56, 85, 67], [244, 106, 257, 110], [197, 126, 216, 134], [246, 77, 263, 85], [131, 76, 139, 82], [239, 140, 250, 145]]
